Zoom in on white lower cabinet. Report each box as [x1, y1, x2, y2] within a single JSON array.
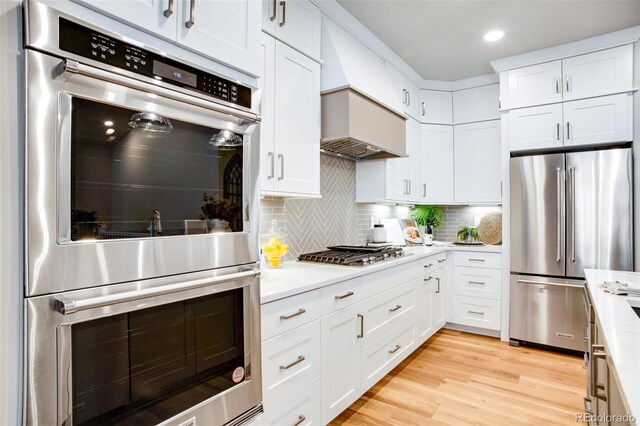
[[265, 378, 321, 426], [431, 267, 446, 330], [416, 275, 434, 343], [452, 296, 501, 331]]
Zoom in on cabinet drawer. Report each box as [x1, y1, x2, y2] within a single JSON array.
[[264, 378, 321, 426], [361, 319, 416, 390], [421, 252, 448, 275], [452, 296, 501, 331], [453, 266, 501, 300], [320, 276, 365, 315], [454, 251, 501, 269], [362, 279, 417, 345], [262, 320, 320, 405], [262, 290, 321, 340]]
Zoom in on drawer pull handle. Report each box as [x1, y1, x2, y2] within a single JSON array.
[[292, 415, 306, 426], [424, 276, 433, 282], [335, 291, 354, 300], [468, 281, 485, 285], [357, 314, 364, 338], [424, 263, 434, 268], [438, 259, 446, 263], [389, 304, 402, 312], [469, 258, 485, 262], [389, 344, 401, 354], [280, 355, 305, 370], [468, 310, 485, 315], [593, 351, 607, 359], [280, 308, 306, 320]]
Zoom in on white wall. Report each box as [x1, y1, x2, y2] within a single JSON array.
[[635, 41, 640, 271], [0, 0, 23, 424]]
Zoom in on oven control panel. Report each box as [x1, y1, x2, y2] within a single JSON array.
[[59, 18, 251, 108]]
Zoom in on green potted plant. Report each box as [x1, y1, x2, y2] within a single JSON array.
[[457, 224, 479, 242], [410, 205, 445, 242], [200, 193, 241, 233]]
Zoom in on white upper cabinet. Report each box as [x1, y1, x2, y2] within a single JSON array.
[[76, 0, 261, 75], [561, 45, 633, 101], [262, 0, 321, 60], [508, 103, 564, 152], [175, 0, 261, 75], [419, 124, 454, 204], [419, 90, 453, 125], [454, 120, 502, 203], [74, 0, 178, 40], [392, 68, 421, 120], [501, 60, 563, 110], [259, 35, 320, 197], [453, 84, 500, 124], [563, 93, 633, 147]]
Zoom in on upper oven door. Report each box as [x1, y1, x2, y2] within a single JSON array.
[[25, 50, 261, 296]]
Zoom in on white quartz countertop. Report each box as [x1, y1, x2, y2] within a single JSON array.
[[585, 269, 640, 421], [260, 243, 501, 304]]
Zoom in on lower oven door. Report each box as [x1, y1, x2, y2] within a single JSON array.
[[25, 265, 262, 426]]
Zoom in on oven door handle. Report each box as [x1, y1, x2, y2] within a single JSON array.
[[55, 268, 260, 315], [62, 59, 260, 123]]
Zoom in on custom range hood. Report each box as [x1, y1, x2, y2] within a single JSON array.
[[320, 17, 406, 161], [321, 88, 406, 160]]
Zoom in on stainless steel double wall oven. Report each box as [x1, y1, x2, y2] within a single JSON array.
[[24, 2, 262, 425]]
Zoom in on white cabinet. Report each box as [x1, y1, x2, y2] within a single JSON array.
[[262, 0, 321, 60], [259, 35, 321, 197], [501, 61, 563, 109], [561, 45, 633, 101], [431, 267, 446, 330], [454, 120, 502, 203], [453, 84, 500, 124], [392, 67, 421, 120], [265, 378, 321, 426], [419, 124, 454, 204], [509, 93, 632, 152], [417, 275, 433, 343], [508, 103, 564, 152], [451, 296, 501, 331], [320, 304, 362, 424], [420, 90, 453, 124], [563, 93, 632, 147], [77, 0, 261, 75]]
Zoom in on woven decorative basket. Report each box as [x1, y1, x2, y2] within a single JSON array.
[[478, 212, 502, 245]]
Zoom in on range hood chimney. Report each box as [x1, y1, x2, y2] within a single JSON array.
[[321, 88, 406, 161]]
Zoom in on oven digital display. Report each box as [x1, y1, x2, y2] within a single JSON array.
[[153, 61, 197, 88]]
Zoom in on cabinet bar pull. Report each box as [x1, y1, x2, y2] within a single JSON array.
[[468, 258, 484, 262], [423, 183, 427, 197], [163, 0, 174, 17], [267, 152, 274, 179], [185, 0, 195, 28], [436, 277, 440, 294], [556, 123, 560, 141], [407, 90, 411, 106], [555, 77, 560, 94], [389, 344, 401, 354], [424, 263, 433, 268], [468, 281, 485, 285], [277, 154, 284, 180], [335, 291, 354, 300], [389, 304, 402, 312], [421, 101, 426, 116], [438, 258, 446, 263], [292, 415, 306, 426], [565, 75, 570, 92], [279, 355, 305, 370], [357, 314, 364, 338], [280, 308, 306, 320], [279, 1, 286, 27], [593, 351, 607, 359], [566, 122, 570, 140], [468, 310, 485, 315], [270, 0, 277, 21], [424, 276, 433, 282]]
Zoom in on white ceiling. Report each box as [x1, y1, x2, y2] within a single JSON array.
[[336, 0, 640, 81]]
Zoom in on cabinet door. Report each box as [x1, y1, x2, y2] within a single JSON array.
[[384, 158, 407, 202], [259, 35, 276, 193], [454, 120, 501, 203], [320, 305, 362, 424], [420, 124, 454, 203], [402, 77, 421, 121], [502, 61, 562, 109], [563, 93, 632, 147], [405, 118, 422, 202], [264, 0, 321, 60], [432, 268, 446, 330], [508, 103, 563, 152], [74, 0, 178, 40], [273, 42, 321, 195], [417, 275, 434, 343], [562, 45, 633, 101], [176, 0, 261, 75], [453, 84, 500, 124], [420, 90, 453, 124]]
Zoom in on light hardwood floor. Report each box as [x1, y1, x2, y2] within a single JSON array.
[[331, 329, 585, 426]]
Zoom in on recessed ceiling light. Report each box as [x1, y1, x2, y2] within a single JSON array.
[[105, 128, 115, 135], [484, 30, 504, 42], [104, 120, 114, 127]]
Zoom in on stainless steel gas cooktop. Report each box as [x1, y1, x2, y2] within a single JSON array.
[[298, 245, 405, 266]]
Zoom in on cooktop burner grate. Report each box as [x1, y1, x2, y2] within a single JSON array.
[[298, 245, 405, 266]]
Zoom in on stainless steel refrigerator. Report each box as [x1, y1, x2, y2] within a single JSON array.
[[510, 148, 633, 351]]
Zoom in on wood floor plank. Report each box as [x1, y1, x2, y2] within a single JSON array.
[[330, 331, 585, 426]]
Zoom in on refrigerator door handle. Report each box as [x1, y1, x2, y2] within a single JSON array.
[[569, 166, 576, 263], [556, 167, 562, 262], [516, 279, 584, 289]]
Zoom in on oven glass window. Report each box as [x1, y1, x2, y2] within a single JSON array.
[[71, 289, 245, 425], [70, 97, 244, 241]]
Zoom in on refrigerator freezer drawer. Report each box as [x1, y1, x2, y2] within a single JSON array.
[[509, 275, 586, 352]]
